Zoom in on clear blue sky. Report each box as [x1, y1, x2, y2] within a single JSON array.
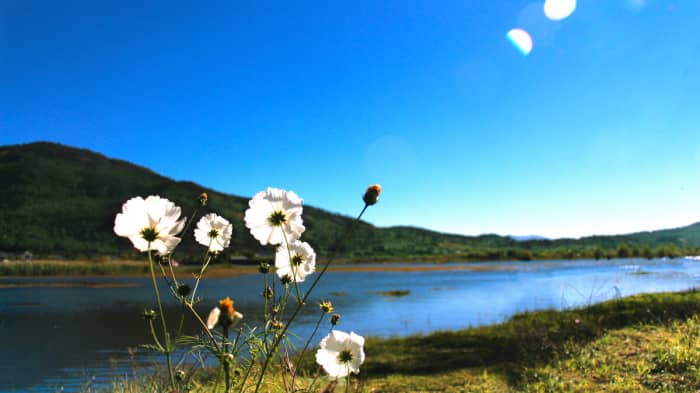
[[2, 0, 699, 239]]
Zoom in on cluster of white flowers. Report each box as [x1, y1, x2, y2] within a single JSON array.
[[244, 187, 316, 283], [113, 196, 232, 255], [114, 187, 368, 380]]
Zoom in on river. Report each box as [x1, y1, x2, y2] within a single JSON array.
[[1, 257, 699, 392]]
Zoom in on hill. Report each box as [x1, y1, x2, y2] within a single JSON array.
[[0, 142, 698, 262]]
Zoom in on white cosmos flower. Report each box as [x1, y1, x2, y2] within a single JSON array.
[[194, 213, 232, 252], [315, 330, 365, 379], [114, 196, 186, 255], [244, 187, 305, 246], [275, 240, 316, 283]]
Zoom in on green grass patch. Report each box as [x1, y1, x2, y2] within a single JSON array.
[[91, 289, 700, 392]]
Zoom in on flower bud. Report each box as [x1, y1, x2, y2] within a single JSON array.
[[175, 369, 186, 382], [176, 283, 191, 297], [363, 184, 382, 206], [330, 313, 341, 326], [142, 309, 157, 320], [258, 262, 272, 274], [271, 319, 284, 330], [199, 192, 208, 206], [280, 274, 292, 285], [319, 300, 334, 313], [262, 287, 274, 299]]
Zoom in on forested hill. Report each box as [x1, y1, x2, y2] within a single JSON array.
[[1, 142, 699, 262]]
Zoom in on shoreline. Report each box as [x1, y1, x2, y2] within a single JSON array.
[[0, 255, 687, 279]]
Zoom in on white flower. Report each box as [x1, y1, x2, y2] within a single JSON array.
[[206, 307, 221, 330], [244, 187, 305, 246], [315, 330, 365, 379], [275, 240, 316, 283], [114, 196, 186, 255], [194, 213, 232, 252]]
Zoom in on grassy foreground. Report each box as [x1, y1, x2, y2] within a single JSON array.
[[92, 289, 700, 392]]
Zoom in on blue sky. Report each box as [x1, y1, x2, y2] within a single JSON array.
[[2, 0, 699, 238]]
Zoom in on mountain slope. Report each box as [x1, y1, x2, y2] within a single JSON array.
[[0, 142, 698, 261]]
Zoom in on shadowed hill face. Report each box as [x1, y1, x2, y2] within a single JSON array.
[[1, 142, 699, 261]]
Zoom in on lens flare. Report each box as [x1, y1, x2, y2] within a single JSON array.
[[544, 0, 576, 21], [506, 28, 533, 56]]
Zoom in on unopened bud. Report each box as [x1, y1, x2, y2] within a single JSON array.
[[199, 192, 208, 206], [330, 313, 341, 326], [175, 369, 186, 382], [363, 184, 382, 206], [142, 309, 157, 320], [280, 275, 292, 285], [177, 283, 191, 297], [262, 287, 273, 299], [271, 319, 284, 330], [258, 262, 271, 274]]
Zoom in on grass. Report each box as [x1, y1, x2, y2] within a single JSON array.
[[85, 289, 700, 392]]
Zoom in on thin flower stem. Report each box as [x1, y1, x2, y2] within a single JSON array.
[[345, 372, 351, 393], [307, 325, 335, 391], [290, 312, 325, 389], [281, 228, 302, 302], [147, 248, 176, 389], [148, 319, 165, 352], [223, 325, 231, 393], [253, 204, 369, 393], [190, 251, 213, 303], [167, 255, 179, 287], [236, 357, 256, 393]]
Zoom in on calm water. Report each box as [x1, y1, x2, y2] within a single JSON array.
[[2, 258, 700, 392]]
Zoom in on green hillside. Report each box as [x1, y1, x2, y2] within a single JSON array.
[[1, 142, 698, 262]]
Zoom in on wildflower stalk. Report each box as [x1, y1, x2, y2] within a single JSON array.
[[290, 312, 325, 389], [281, 228, 302, 302], [223, 325, 231, 393], [253, 204, 369, 393], [147, 319, 165, 352], [191, 247, 213, 303], [147, 248, 176, 389]]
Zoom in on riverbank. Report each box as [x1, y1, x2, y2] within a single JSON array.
[[0, 259, 527, 278], [94, 289, 700, 392]]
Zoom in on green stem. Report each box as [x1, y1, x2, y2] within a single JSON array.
[[281, 228, 302, 302], [253, 205, 369, 393], [147, 248, 176, 389], [190, 251, 212, 303], [290, 312, 325, 388], [223, 325, 231, 393], [148, 319, 165, 352]]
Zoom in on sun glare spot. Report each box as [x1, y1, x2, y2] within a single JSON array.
[[543, 0, 576, 21], [506, 28, 533, 56]]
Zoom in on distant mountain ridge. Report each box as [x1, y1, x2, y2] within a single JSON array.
[[1, 142, 698, 261]]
